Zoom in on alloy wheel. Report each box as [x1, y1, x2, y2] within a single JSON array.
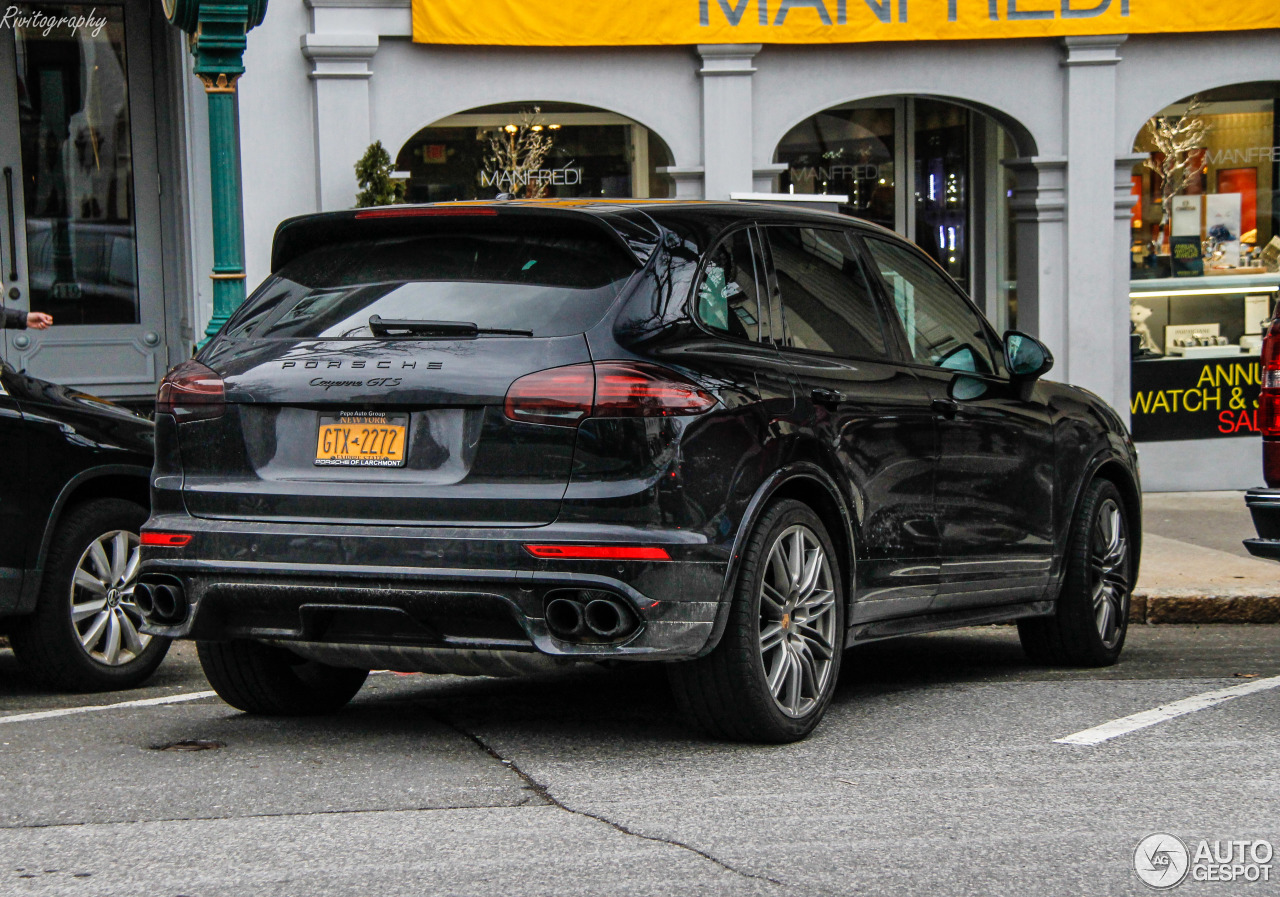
[[69, 530, 150, 667], [1090, 499, 1129, 648], [758, 524, 838, 718]]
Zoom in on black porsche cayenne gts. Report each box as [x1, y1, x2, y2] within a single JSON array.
[[138, 201, 1140, 742]]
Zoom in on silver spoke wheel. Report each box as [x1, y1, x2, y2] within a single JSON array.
[[70, 529, 150, 667], [758, 524, 837, 718], [1089, 499, 1129, 649]]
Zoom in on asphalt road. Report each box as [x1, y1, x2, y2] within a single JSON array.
[[1, 626, 1278, 896]]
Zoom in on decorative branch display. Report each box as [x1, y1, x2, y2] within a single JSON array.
[[1142, 97, 1209, 234], [354, 141, 406, 208], [484, 107, 555, 198]]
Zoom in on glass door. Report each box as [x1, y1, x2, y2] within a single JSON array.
[[0, 0, 167, 397]]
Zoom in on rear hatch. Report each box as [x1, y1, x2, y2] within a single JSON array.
[[177, 210, 644, 527]]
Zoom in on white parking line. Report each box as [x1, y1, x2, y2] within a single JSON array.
[[1055, 675, 1280, 746], [0, 691, 217, 726]]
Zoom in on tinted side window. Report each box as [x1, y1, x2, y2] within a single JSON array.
[[695, 228, 769, 343], [863, 237, 996, 374], [767, 226, 888, 360]]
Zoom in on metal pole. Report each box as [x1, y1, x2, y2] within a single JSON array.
[[163, 0, 264, 349], [200, 76, 247, 345]]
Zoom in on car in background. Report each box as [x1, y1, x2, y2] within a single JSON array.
[[0, 363, 163, 691], [138, 200, 1140, 742], [1245, 315, 1280, 560]]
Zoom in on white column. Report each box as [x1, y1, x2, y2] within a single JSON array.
[[1003, 157, 1067, 361], [300, 33, 379, 211], [1114, 153, 1146, 424], [698, 44, 760, 200], [1061, 35, 1127, 410]]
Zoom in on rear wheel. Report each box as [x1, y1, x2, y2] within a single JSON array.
[[197, 639, 369, 715], [9, 498, 169, 692], [1019, 479, 1132, 667], [668, 499, 844, 743]]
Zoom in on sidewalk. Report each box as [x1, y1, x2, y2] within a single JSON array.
[[1135, 491, 1280, 623]]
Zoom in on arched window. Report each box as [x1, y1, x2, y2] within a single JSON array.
[[1127, 82, 1280, 446], [773, 97, 1025, 330], [395, 102, 675, 203]]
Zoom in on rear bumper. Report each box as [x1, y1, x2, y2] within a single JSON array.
[[138, 514, 727, 660], [1244, 489, 1280, 562]]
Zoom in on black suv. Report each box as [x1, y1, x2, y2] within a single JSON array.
[[0, 365, 161, 690], [139, 201, 1140, 742]]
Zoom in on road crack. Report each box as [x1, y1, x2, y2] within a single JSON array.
[[443, 718, 783, 887]]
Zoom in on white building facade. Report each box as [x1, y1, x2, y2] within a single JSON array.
[[1, 0, 1277, 489]]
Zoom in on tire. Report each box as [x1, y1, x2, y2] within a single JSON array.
[[668, 499, 845, 743], [9, 498, 169, 692], [197, 639, 369, 715], [1019, 478, 1132, 667]]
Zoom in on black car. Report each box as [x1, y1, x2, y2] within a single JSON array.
[[0, 364, 163, 690], [138, 201, 1140, 742]]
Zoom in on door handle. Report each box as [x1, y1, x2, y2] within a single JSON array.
[[3, 168, 16, 282], [810, 387, 844, 407], [931, 398, 958, 419]]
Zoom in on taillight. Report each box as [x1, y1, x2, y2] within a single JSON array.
[[503, 361, 716, 427], [592, 362, 718, 417], [1261, 319, 1280, 486], [141, 532, 192, 547], [524, 544, 671, 560], [156, 359, 225, 422], [504, 363, 595, 426]]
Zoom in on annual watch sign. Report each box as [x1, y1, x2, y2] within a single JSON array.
[[1130, 357, 1262, 442]]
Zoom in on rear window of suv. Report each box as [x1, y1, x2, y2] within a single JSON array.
[[225, 226, 639, 340]]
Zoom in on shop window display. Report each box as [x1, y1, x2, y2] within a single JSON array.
[[1129, 83, 1280, 443], [396, 102, 675, 202]]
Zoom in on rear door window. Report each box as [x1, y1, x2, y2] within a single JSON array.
[[764, 226, 889, 360], [226, 224, 639, 340], [693, 227, 770, 343]]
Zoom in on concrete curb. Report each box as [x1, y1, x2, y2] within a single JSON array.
[[1131, 591, 1280, 624]]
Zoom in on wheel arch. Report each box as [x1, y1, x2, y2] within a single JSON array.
[[1058, 453, 1143, 596], [698, 462, 856, 657], [1091, 458, 1143, 587], [17, 465, 151, 615]]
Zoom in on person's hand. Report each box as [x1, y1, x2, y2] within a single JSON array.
[[26, 312, 52, 330]]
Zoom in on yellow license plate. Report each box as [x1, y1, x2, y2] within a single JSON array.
[[315, 412, 408, 467]]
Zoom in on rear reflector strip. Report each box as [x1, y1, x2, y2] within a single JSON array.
[[141, 533, 192, 547], [524, 544, 671, 561], [355, 207, 498, 219]]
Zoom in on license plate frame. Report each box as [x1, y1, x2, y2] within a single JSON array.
[[315, 411, 409, 468]]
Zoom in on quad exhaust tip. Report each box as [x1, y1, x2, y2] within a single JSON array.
[[544, 590, 638, 643]]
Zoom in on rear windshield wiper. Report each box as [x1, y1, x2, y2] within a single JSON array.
[[367, 315, 532, 339]]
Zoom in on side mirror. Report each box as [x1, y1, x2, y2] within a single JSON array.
[[1004, 331, 1054, 380]]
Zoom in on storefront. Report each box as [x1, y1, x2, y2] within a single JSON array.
[[2, 0, 1278, 488], [1127, 83, 1280, 485]]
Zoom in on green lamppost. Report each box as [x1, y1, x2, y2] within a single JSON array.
[[162, 0, 268, 346]]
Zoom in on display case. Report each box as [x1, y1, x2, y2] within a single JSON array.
[[1130, 274, 1278, 442]]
